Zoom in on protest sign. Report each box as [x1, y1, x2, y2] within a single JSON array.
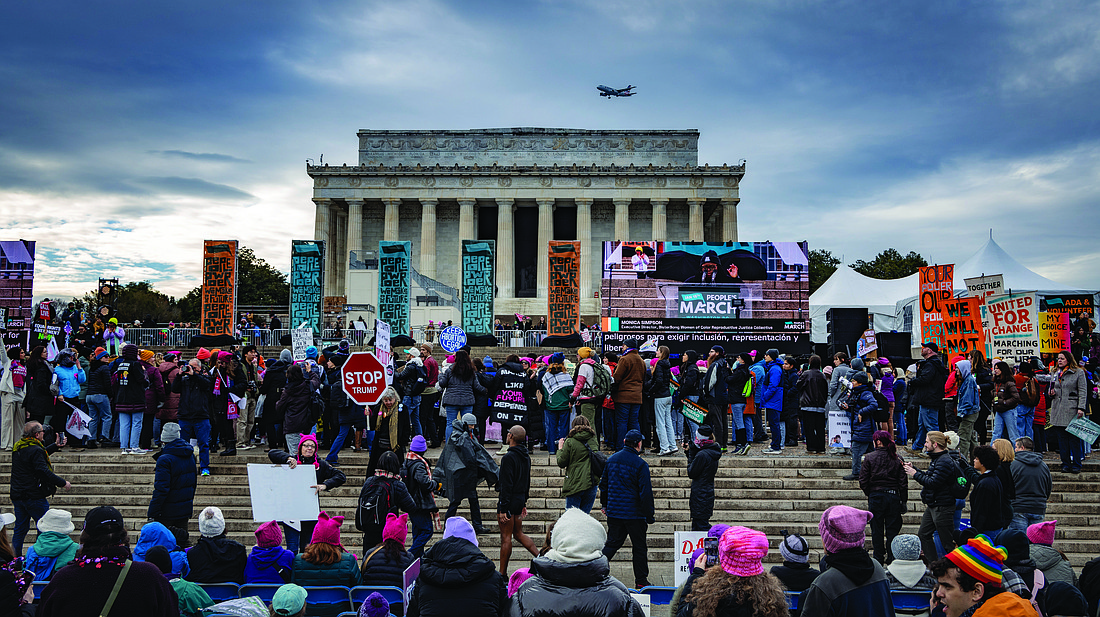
[[941, 297, 985, 356], [290, 240, 324, 333], [291, 325, 313, 361], [629, 594, 652, 617], [374, 319, 391, 367], [378, 241, 411, 336], [200, 240, 238, 337], [246, 463, 320, 522], [461, 240, 495, 335], [439, 326, 467, 353], [827, 408, 851, 449], [63, 401, 92, 440], [1039, 311, 1071, 355], [918, 264, 954, 349], [674, 531, 708, 587], [964, 274, 1003, 302], [856, 329, 878, 357], [547, 241, 580, 336], [1042, 294, 1094, 318], [680, 399, 708, 424], [403, 559, 421, 607], [982, 291, 1039, 363]]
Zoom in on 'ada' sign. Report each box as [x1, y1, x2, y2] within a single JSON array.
[[341, 351, 387, 406]]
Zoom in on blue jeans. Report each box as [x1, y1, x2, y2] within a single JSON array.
[[118, 411, 142, 450], [1015, 405, 1035, 439], [179, 419, 211, 471], [992, 408, 1019, 442], [745, 410, 755, 442], [325, 424, 352, 463], [86, 394, 112, 441], [409, 511, 434, 558], [767, 408, 784, 450], [12, 498, 49, 555], [1008, 512, 1045, 533], [614, 402, 641, 447], [653, 397, 676, 452], [565, 485, 598, 514], [404, 395, 422, 436], [545, 409, 570, 453], [1058, 427, 1084, 471], [281, 521, 316, 556], [729, 403, 745, 433], [850, 440, 871, 475], [444, 404, 473, 442], [895, 409, 908, 445], [912, 405, 939, 452]]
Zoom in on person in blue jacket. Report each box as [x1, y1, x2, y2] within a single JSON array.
[[245, 520, 295, 584], [759, 349, 785, 454], [842, 372, 878, 481], [53, 349, 89, 448], [147, 422, 197, 530], [133, 520, 190, 579]]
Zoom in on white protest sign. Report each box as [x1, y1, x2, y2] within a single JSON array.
[[375, 319, 391, 366], [827, 408, 851, 449], [246, 463, 320, 523], [674, 530, 707, 587], [982, 291, 1039, 363], [291, 325, 313, 362], [629, 594, 652, 617], [964, 274, 1004, 302], [63, 402, 92, 440]]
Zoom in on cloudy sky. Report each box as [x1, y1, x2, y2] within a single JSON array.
[[2, 0, 1098, 301]]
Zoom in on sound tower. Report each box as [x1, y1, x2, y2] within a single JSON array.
[[826, 308, 868, 357]]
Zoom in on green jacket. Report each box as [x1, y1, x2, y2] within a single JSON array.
[[170, 578, 214, 617], [555, 429, 599, 497]]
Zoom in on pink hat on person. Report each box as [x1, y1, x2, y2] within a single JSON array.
[[196, 347, 211, 361], [382, 512, 408, 546], [1027, 520, 1057, 546], [718, 526, 769, 577], [508, 567, 534, 597], [819, 505, 872, 554], [310, 511, 345, 549], [255, 520, 283, 548], [217, 351, 233, 361]]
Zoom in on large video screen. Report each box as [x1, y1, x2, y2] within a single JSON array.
[[600, 242, 811, 355]]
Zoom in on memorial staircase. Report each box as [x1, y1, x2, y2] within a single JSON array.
[[2, 445, 1097, 589]]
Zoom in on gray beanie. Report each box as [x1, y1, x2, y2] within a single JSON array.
[[780, 533, 809, 564], [851, 357, 865, 371], [851, 371, 870, 385], [160, 422, 180, 443], [765, 348, 780, 360], [891, 534, 922, 561], [462, 413, 477, 426]]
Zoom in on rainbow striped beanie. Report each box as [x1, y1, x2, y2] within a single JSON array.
[[946, 535, 1007, 585]]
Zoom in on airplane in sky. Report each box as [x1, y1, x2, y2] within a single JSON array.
[[597, 84, 636, 98]]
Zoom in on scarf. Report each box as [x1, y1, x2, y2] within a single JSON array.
[[213, 369, 239, 420], [374, 469, 399, 480], [13, 437, 51, 472], [406, 451, 430, 478], [74, 545, 132, 569]]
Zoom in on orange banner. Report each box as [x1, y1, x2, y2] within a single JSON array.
[[941, 296, 984, 356], [919, 264, 954, 349], [200, 240, 238, 337], [547, 241, 580, 336]]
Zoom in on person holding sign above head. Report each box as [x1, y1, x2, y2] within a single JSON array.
[[268, 434, 346, 554]]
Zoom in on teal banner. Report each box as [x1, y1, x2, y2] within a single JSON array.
[[378, 241, 411, 336], [461, 240, 495, 335], [290, 240, 324, 333]]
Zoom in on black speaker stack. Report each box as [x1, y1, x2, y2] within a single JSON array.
[[826, 308, 868, 357]]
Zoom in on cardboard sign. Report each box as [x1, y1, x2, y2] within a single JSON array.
[[461, 240, 495, 335], [629, 594, 652, 617], [918, 264, 954, 349], [246, 463, 320, 523], [941, 297, 985, 356], [964, 274, 1004, 302], [291, 325, 313, 362], [828, 408, 852, 449], [378, 241, 411, 336], [673, 531, 708, 586], [1039, 311, 1072, 355], [547, 241, 581, 336], [856, 329, 878, 357], [982, 291, 1039, 363], [290, 240, 324, 333], [200, 240, 238, 337]]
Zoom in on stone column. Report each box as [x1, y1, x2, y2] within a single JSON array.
[[334, 207, 347, 295], [613, 199, 631, 241], [313, 198, 334, 296], [536, 199, 554, 298], [688, 198, 705, 242], [346, 198, 363, 280], [458, 198, 476, 241], [383, 198, 401, 241], [651, 198, 668, 241], [420, 198, 438, 279], [722, 198, 740, 242], [575, 198, 593, 303], [496, 199, 515, 299]]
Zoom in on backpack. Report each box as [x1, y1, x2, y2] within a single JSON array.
[[409, 363, 429, 396], [582, 440, 607, 484], [1020, 376, 1040, 407], [871, 387, 891, 423], [356, 478, 393, 530], [577, 363, 612, 399], [24, 548, 60, 581], [949, 458, 972, 499]]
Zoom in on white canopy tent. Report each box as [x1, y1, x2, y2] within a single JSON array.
[[809, 266, 918, 342]]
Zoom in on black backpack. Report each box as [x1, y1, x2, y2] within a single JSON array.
[[409, 363, 429, 396], [871, 387, 891, 423], [582, 440, 607, 484], [356, 479, 393, 530]]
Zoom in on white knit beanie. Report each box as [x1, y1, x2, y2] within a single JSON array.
[[545, 508, 606, 564], [199, 506, 225, 537]]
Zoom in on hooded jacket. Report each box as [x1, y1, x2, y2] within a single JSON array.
[[437, 418, 499, 497], [244, 544, 294, 584], [157, 360, 181, 420], [966, 470, 1004, 532], [1030, 543, 1077, 586], [278, 365, 322, 434], [24, 531, 79, 581], [884, 559, 936, 591], [407, 536, 506, 617], [259, 357, 290, 422], [402, 453, 439, 512], [686, 440, 721, 520], [800, 548, 893, 617], [909, 353, 947, 410], [556, 428, 599, 497], [360, 544, 415, 588], [678, 351, 702, 399], [497, 443, 531, 514], [185, 534, 247, 584], [133, 522, 189, 578], [955, 360, 980, 416], [438, 366, 488, 407], [701, 357, 731, 406], [847, 384, 878, 443], [148, 439, 197, 523], [509, 556, 645, 617], [644, 358, 672, 399], [112, 346, 149, 414], [1009, 450, 1052, 515], [759, 359, 784, 411]]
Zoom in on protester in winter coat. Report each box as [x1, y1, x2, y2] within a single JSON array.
[[1048, 350, 1089, 473], [600, 429, 655, 589], [700, 346, 732, 450], [173, 359, 213, 476], [276, 360, 321, 455], [509, 508, 645, 617], [439, 414, 498, 535], [539, 353, 574, 455], [207, 351, 245, 456], [1, 347, 29, 450], [723, 352, 751, 453], [53, 349, 87, 445], [800, 506, 893, 616], [245, 520, 294, 584], [22, 509, 78, 581], [138, 349, 166, 449], [360, 513, 415, 588], [909, 343, 948, 456], [1007, 437, 1051, 532], [113, 344, 150, 453], [797, 355, 829, 454], [148, 423, 197, 529], [611, 341, 646, 450], [677, 526, 789, 617], [402, 435, 439, 558], [22, 347, 54, 427], [683, 424, 722, 531], [1027, 520, 1077, 585], [10, 420, 70, 555], [406, 517, 506, 617], [646, 347, 676, 456], [439, 350, 487, 442], [884, 535, 937, 616], [842, 372, 878, 480], [555, 415, 600, 513], [368, 387, 404, 476], [259, 350, 291, 451], [133, 521, 189, 579], [290, 511, 360, 587], [904, 431, 961, 562], [356, 450, 417, 551], [185, 506, 246, 584], [269, 433, 346, 554], [991, 362, 1021, 443], [859, 430, 907, 564], [770, 533, 820, 596], [571, 347, 609, 437], [759, 349, 786, 455], [321, 356, 362, 465], [157, 353, 182, 425], [38, 506, 178, 617]]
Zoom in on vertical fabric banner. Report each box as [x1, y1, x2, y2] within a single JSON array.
[[547, 241, 581, 336], [918, 264, 954, 349], [941, 296, 985, 356], [982, 291, 1039, 363], [378, 241, 411, 337], [290, 240, 324, 333], [461, 240, 495, 335], [1039, 311, 1072, 355], [200, 240, 238, 337]]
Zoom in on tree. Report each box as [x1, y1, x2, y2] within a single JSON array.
[[850, 249, 927, 280], [177, 286, 202, 323], [176, 246, 288, 323], [809, 249, 841, 294]]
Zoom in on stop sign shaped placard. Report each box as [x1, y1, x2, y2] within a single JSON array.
[[341, 352, 388, 406]]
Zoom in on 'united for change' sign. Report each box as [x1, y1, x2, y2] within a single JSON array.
[[677, 291, 745, 318]]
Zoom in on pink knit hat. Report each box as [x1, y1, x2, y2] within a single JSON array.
[[718, 526, 769, 577], [382, 512, 408, 546], [1027, 520, 1057, 546], [311, 511, 344, 549], [819, 505, 872, 554], [508, 567, 534, 597], [255, 520, 283, 548]]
